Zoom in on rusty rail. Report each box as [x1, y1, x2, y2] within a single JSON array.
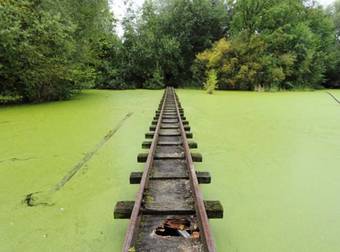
[[122, 89, 167, 251], [174, 91, 216, 251]]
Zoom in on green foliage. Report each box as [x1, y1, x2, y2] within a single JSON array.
[[0, 0, 76, 102], [1, 0, 339, 98], [94, 35, 126, 89], [194, 0, 338, 90], [144, 66, 165, 89], [118, 0, 228, 89], [329, 0, 340, 38], [326, 0, 340, 86], [204, 69, 218, 94], [0, 0, 116, 103]]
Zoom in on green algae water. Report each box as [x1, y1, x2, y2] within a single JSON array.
[[177, 89, 340, 252], [0, 90, 162, 252], [1, 89, 340, 251]]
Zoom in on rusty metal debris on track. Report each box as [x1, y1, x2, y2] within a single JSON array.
[[114, 87, 223, 251]]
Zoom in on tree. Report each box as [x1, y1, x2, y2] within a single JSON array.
[[93, 34, 125, 89], [157, 0, 228, 86], [119, 0, 181, 89], [194, 0, 338, 90], [326, 0, 340, 86], [44, 0, 119, 89], [0, 0, 81, 102], [0, 0, 117, 102], [116, 0, 228, 89], [329, 0, 340, 39]]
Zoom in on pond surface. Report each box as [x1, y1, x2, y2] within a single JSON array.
[[1, 89, 340, 251]]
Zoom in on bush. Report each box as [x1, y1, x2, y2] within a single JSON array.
[[204, 70, 218, 94], [144, 67, 165, 89]]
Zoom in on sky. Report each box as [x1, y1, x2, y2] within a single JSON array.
[[110, 0, 144, 35], [110, 0, 336, 36], [320, 0, 336, 5]]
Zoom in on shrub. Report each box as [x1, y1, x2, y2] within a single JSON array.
[[144, 67, 165, 89], [204, 69, 218, 94]]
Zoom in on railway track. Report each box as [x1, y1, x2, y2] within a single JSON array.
[[114, 87, 223, 251]]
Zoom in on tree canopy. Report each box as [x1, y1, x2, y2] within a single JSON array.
[[0, 0, 117, 102], [1, 0, 340, 102], [112, 0, 228, 89], [194, 0, 338, 91], [325, 0, 340, 86], [114, 0, 340, 91]]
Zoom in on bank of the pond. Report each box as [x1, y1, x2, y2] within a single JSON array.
[[1, 89, 340, 251]]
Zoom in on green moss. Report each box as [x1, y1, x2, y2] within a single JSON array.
[[143, 190, 154, 204]]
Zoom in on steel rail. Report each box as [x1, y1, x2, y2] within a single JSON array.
[[173, 87, 216, 252], [122, 88, 168, 252]]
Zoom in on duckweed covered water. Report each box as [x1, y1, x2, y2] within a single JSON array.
[[177, 89, 340, 252], [1, 89, 340, 251], [0, 90, 162, 251]]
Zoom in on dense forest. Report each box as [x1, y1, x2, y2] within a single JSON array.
[[1, 0, 340, 103]]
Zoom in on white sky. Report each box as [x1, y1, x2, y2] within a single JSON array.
[[320, 0, 336, 5], [110, 0, 144, 35], [110, 0, 336, 36]]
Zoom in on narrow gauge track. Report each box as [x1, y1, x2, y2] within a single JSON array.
[[115, 87, 223, 251]]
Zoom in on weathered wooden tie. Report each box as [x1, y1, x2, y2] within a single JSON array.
[[114, 87, 223, 252], [115, 200, 223, 219], [129, 171, 211, 184]]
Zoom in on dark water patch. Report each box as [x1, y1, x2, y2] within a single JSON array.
[[23, 112, 133, 207]]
